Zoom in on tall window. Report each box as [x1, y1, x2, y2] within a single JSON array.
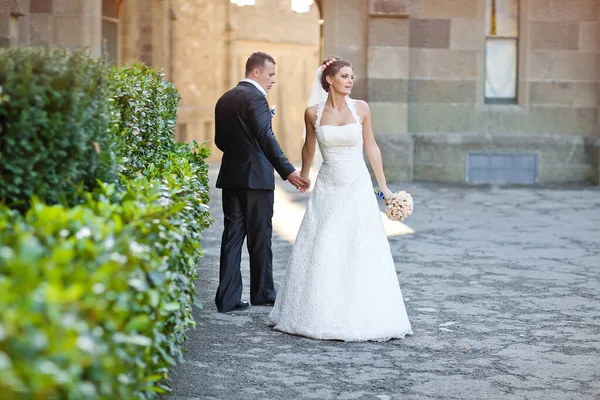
[[485, 0, 519, 104], [102, 0, 119, 65]]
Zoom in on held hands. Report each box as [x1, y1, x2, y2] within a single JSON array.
[[381, 187, 393, 203], [288, 170, 311, 192]]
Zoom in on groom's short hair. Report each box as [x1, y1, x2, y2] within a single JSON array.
[[245, 52, 276, 76]]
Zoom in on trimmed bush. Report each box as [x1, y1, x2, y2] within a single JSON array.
[[0, 53, 213, 398], [107, 64, 180, 179], [0, 48, 117, 209], [0, 165, 211, 398]]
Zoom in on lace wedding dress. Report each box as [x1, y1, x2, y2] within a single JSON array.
[[267, 97, 413, 342]]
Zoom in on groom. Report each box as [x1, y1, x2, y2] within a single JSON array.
[[214, 52, 310, 313]]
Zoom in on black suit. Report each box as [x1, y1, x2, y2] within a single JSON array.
[[214, 81, 295, 312]]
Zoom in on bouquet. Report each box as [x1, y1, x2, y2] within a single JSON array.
[[375, 189, 414, 222]]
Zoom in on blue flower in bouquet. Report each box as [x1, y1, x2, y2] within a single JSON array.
[[374, 188, 385, 200], [270, 105, 276, 118]]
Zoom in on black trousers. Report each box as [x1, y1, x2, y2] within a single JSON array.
[[215, 188, 277, 312]]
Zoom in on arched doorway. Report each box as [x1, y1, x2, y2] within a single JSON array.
[[222, 0, 322, 162]]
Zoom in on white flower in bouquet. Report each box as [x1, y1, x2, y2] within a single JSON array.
[[375, 189, 413, 222]]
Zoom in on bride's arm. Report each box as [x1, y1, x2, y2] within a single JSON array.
[[301, 106, 317, 179], [359, 101, 393, 200]]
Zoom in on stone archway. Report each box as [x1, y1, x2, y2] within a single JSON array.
[[100, 0, 323, 158], [222, 1, 322, 162], [166, 1, 322, 160]]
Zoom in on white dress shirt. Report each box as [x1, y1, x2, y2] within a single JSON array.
[[240, 78, 267, 97]]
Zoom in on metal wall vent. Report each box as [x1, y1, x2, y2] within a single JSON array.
[[466, 152, 538, 185]]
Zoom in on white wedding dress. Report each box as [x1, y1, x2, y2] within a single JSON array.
[[267, 97, 413, 342]]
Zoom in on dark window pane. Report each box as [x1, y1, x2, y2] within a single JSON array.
[[102, 19, 118, 65]]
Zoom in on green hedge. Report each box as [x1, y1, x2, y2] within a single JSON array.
[[0, 48, 117, 210], [0, 170, 211, 398], [0, 50, 213, 399], [108, 64, 180, 180]]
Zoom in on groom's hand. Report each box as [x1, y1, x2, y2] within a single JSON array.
[[288, 170, 310, 191]]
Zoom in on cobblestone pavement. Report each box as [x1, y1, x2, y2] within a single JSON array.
[[167, 166, 600, 400]]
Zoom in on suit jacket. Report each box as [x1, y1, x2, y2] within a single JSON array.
[[215, 82, 295, 190]]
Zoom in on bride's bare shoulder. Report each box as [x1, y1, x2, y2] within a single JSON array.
[[354, 99, 370, 112], [305, 104, 318, 115], [354, 99, 371, 119], [305, 105, 318, 121]]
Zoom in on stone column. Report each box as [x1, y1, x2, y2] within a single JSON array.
[[81, 0, 102, 57], [170, 0, 227, 146], [321, 0, 368, 100], [526, 0, 599, 183], [408, 0, 480, 182], [15, 0, 29, 45], [28, 0, 53, 46], [120, 0, 154, 65], [137, 0, 153, 65], [595, 5, 600, 183], [152, 0, 170, 71], [367, 0, 412, 181], [120, 0, 140, 65], [44, 0, 101, 56], [18, 0, 100, 55], [0, 0, 11, 47], [0, 0, 28, 47]]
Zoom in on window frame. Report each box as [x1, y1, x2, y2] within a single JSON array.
[[484, 0, 520, 105], [102, 0, 120, 65], [101, 16, 120, 65]]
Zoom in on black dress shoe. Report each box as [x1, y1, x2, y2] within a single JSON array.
[[232, 301, 249, 310], [253, 297, 276, 306]]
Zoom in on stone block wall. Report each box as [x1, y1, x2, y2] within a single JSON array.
[[3, 0, 598, 184], [213, 0, 321, 165], [16, 0, 102, 55], [596, 5, 600, 183], [0, 0, 319, 166], [169, 0, 320, 163], [322, 0, 414, 181], [0, 0, 26, 46], [320, 0, 600, 184], [169, 0, 227, 153], [322, 0, 368, 101], [523, 0, 598, 183], [405, 0, 482, 182]]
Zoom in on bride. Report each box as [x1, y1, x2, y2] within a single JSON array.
[[267, 57, 413, 342]]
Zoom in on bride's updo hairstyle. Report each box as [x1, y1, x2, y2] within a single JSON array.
[[320, 57, 352, 92]]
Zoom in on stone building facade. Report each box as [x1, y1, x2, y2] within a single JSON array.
[[2, 0, 599, 184], [323, 0, 600, 184], [0, 0, 320, 163], [171, 0, 320, 162]]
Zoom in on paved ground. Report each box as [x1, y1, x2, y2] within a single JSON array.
[[167, 166, 600, 400]]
